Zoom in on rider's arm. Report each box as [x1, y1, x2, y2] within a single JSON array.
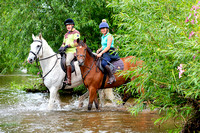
[[72, 32, 80, 47], [97, 47, 102, 54], [61, 36, 66, 47], [62, 36, 71, 49], [58, 37, 66, 52]]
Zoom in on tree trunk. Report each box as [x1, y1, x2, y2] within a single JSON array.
[[181, 99, 200, 133]]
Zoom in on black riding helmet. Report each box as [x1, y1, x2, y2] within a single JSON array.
[[64, 18, 75, 26]]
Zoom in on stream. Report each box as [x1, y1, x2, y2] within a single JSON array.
[[0, 73, 177, 133]]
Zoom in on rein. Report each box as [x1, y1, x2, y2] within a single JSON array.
[[29, 39, 60, 80], [81, 58, 96, 81], [40, 54, 60, 80]]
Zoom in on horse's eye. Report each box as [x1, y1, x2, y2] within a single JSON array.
[[37, 45, 40, 48]]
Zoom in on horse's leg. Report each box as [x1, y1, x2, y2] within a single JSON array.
[[48, 86, 60, 110], [121, 84, 131, 105], [98, 89, 105, 107], [94, 91, 99, 110], [122, 88, 131, 105], [88, 87, 97, 110], [99, 88, 116, 107], [104, 88, 115, 104], [78, 91, 89, 108]]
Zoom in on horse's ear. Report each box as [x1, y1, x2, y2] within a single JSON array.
[[77, 38, 80, 44], [32, 34, 35, 40], [83, 38, 86, 43], [39, 33, 42, 40]]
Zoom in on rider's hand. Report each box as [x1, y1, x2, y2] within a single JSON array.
[[97, 52, 103, 58], [64, 45, 69, 51], [96, 49, 100, 54], [59, 47, 65, 52]]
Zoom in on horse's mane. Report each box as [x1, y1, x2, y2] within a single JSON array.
[[34, 35, 55, 54], [86, 47, 96, 59]]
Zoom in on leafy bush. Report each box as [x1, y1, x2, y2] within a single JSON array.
[[0, 0, 113, 73], [110, 0, 200, 132]]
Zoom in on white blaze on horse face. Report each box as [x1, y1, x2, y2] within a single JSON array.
[[79, 46, 82, 48], [27, 43, 36, 63]]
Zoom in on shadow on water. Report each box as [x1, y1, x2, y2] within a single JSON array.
[[0, 74, 177, 133]]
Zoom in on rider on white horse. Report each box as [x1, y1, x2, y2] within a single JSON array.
[[59, 18, 80, 85]]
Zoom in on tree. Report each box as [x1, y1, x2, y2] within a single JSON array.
[[109, 0, 200, 132], [0, 0, 113, 73]]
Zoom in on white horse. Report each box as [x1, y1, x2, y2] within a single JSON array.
[[27, 33, 116, 109]]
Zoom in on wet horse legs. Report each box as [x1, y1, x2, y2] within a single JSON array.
[[94, 93, 99, 110], [88, 87, 99, 110]]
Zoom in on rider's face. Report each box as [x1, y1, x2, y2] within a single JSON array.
[[66, 24, 74, 31], [100, 28, 108, 35]]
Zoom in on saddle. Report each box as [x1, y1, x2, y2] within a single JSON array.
[[97, 58, 124, 73], [60, 54, 77, 73]]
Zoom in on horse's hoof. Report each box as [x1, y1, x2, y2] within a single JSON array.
[[88, 104, 92, 110]]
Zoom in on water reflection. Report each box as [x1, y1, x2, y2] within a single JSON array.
[[0, 74, 176, 133]]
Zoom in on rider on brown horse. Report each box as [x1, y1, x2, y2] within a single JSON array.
[[59, 18, 80, 85], [96, 19, 119, 84]]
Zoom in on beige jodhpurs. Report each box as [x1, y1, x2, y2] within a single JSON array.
[[66, 53, 74, 66]]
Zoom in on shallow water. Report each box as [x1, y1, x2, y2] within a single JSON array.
[[0, 74, 177, 133]]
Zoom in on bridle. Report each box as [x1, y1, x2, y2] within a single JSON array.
[[76, 47, 95, 81], [76, 47, 86, 63], [29, 40, 43, 60], [29, 39, 60, 80]]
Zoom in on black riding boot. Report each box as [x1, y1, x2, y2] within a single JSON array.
[[105, 65, 116, 84]]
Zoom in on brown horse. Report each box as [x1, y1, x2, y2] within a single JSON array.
[[76, 39, 144, 110]]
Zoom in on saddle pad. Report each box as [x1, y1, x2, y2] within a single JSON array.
[[111, 59, 124, 73], [98, 59, 124, 73]]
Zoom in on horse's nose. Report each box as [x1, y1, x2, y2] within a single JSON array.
[[28, 58, 33, 64]]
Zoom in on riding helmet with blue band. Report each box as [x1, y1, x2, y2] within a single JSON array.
[[64, 18, 75, 26], [99, 19, 109, 29]]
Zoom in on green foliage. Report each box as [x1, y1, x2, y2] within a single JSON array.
[[110, 0, 200, 132], [1, 0, 113, 73], [10, 77, 47, 92], [72, 84, 87, 94]]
